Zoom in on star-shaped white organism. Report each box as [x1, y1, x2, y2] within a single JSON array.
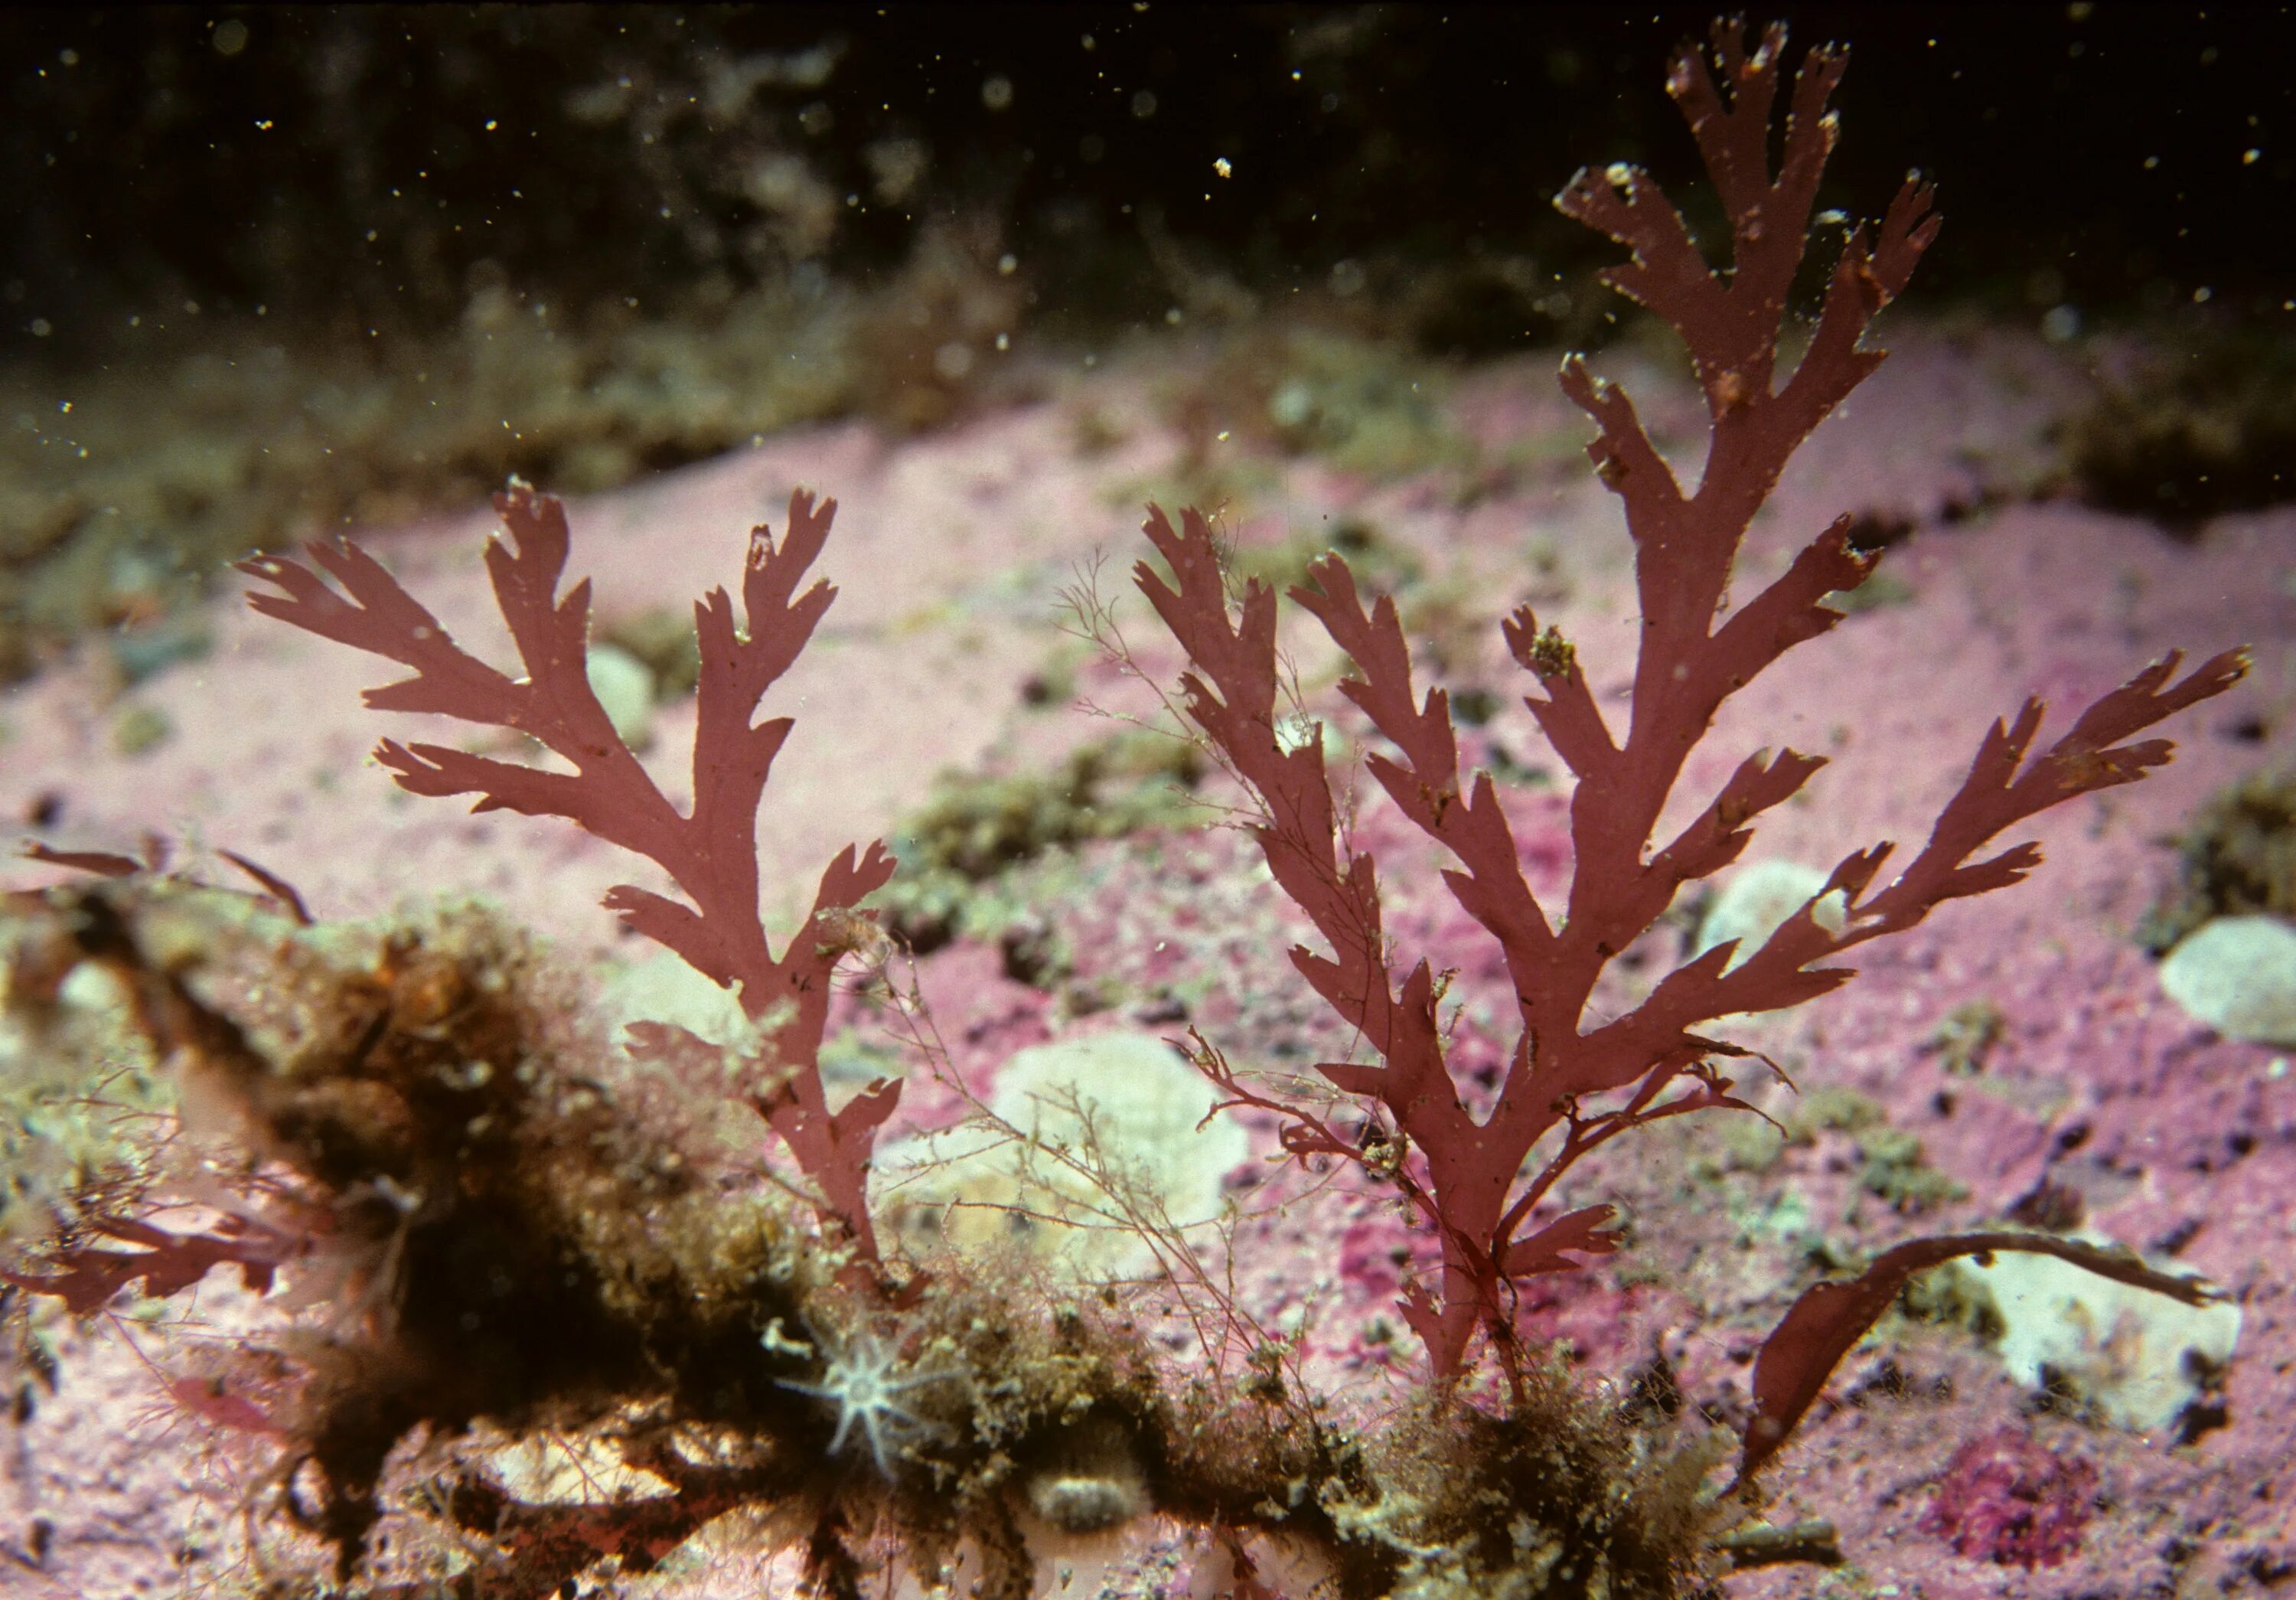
[[772, 1328, 954, 1478]]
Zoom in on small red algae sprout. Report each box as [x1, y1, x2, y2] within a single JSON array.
[[1923, 1428, 2099, 1570], [238, 482, 901, 1265]]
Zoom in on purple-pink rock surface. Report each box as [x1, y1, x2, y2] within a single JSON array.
[[3, 328, 2291, 1596]]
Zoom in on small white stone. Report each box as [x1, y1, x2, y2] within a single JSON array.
[[1695, 859, 1846, 972], [598, 950, 758, 1053], [1958, 1246, 2240, 1432], [872, 1032, 1249, 1277], [488, 1432, 673, 1504], [585, 642, 657, 753], [2159, 915, 2296, 1045]]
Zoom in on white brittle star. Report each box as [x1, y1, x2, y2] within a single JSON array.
[[771, 1328, 954, 1478]]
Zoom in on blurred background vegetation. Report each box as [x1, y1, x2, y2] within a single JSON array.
[[2, 3, 2289, 679]]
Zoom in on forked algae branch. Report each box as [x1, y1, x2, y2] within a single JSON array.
[[1123, 15, 2242, 1481], [0, 19, 2249, 1600]]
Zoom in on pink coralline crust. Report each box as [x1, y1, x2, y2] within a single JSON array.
[[0, 337, 2288, 1600], [1338, 1213, 1424, 1304], [1923, 1428, 2099, 1570], [862, 938, 1052, 1135]]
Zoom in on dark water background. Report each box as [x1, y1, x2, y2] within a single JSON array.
[[2, 4, 2289, 673]]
